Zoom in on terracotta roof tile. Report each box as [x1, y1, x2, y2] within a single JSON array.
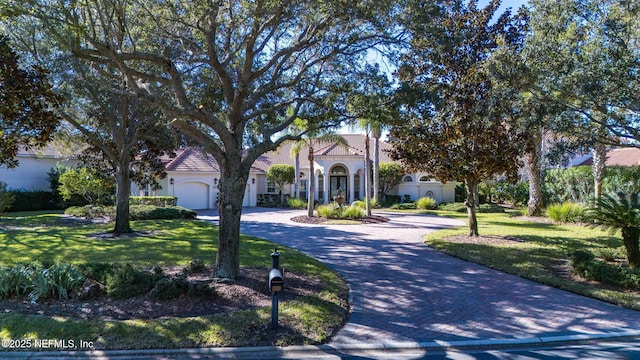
[[605, 147, 640, 167]]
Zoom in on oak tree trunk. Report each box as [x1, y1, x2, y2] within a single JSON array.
[[113, 162, 133, 235], [373, 134, 380, 204], [465, 179, 479, 236], [526, 148, 544, 216], [215, 162, 248, 280]]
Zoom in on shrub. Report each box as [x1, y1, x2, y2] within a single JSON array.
[[130, 196, 177, 207], [0, 181, 15, 213], [390, 203, 417, 210], [351, 200, 366, 209], [286, 198, 306, 209], [78, 263, 121, 284], [65, 205, 114, 220], [570, 250, 640, 290], [438, 202, 468, 212], [477, 203, 506, 213], [317, 204, 339, 218], [59, 167, 115, 205], [129, 205, 197, 220], [416, 197, 437, 210], [7, 190, 64, 212], [594, 247, 627, 262], [183, 258, 207, 274], [0, 268, 12, 299], [106, 265, 159, 299], [546, 202, 586, 223], [150, 276, 190, 300], [342, 205, 365, 219]]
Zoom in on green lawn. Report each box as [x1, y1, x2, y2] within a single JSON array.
[[0, 212, 349, 350], [420, 209, 640, 310]]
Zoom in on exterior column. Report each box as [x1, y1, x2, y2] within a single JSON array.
[[349, 173, 355, 204], [323, 173, 330, 204]]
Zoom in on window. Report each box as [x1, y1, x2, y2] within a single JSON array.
[[300, 179, 307, 192], [267, 179, 276, 193], [403, 175, 413, 182], [354, 174, 360, 200], [419, 175, 430, 182], [330, 165, 347, 175], [318, 174, 324, 200]]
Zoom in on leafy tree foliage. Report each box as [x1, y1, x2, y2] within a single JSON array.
[[0, 36, 61, 168], [266, 164, 295, 206], [378, 162, 404, 198], [11, 0, 395, 278], [390, 0, 529, 236], [525, 0, 640, 146], [59, 167, 115, 206]]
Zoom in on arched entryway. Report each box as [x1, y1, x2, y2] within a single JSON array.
[[329, 164, 349, 203]]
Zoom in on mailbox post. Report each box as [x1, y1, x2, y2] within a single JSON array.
[[268, 249, 283, 328]]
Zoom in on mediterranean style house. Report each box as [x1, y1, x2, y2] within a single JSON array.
[[139, 134, 456, 210], [2, 134, 457, 210]]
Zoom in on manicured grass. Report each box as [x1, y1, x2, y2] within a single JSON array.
[[0, 212, 349, 350], [422, 209, 640, 310]]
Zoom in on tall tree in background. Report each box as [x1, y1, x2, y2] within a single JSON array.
[[11, 0, 397, 278], [524, 0, 640, 202], [390, 0, 529, 236], [5, 22, 177, 235], [0, 36, 61, 169], [348, 64, 396, 213]]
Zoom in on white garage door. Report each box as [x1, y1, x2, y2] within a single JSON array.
[[175, 182, 209, 210]]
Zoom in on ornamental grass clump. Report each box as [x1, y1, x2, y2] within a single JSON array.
[[546, 202, 587, 223]]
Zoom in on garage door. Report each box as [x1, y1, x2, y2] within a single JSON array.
[[175, 182, 209, 210]]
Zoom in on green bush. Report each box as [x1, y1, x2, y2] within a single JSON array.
[[129, 205, 197, 220], [106, 265, 160, 299], [594, 247, 627, 262], [65, 205, 114, 219], [438, 202, 468, 212], [390, 202, 417, 210], [416, 196, 437, 210], [316, 204, 339, 218], [342, 205, 365, 219], [0, 263, 85, 302], [183, 258, 207, 274], [286, 198, 307, 209], [130, 196, 177, 207], [570, 250, 640, 290], [150, 276, 190, 300], [6, 190, 63, 212], [351, 200, 366, 209], [0, 181, 15, 213], [381, 195, 402, 207], [546, 202, 586, 223], [78, 263, 121, 285], [477, 203, 506, 213]]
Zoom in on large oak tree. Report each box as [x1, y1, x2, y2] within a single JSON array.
[[390, 0, 529, 236], [13, 0, 396, 278]]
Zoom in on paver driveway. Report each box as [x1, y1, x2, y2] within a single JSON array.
[[199, 208, 640, 345]]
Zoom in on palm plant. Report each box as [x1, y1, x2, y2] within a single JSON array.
[[586, 191, 640, 267], [289, 121, 348, 217]]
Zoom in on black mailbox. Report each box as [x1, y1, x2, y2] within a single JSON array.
[[269, 268, 283, 293]]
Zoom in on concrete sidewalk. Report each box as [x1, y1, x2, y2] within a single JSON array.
[[218, 208, 640, 346]]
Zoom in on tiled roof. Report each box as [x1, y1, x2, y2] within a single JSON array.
[[165, 147, 219, 172], [605, 147, 640, 167], [167, 134, 396, 173]]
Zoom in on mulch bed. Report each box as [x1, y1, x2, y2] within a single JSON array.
[[0, 267, 323, 321]]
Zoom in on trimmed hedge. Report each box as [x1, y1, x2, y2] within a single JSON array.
[[65, 205, 196, 220], [7, 190, 64, 212], [570, 250, 640, 290], [130, 196, 177, 207]]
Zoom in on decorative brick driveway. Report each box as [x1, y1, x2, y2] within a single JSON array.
[[200, 208, 640, 345]]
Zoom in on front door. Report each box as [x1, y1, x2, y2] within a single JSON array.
[[330, 176, 348, 203]]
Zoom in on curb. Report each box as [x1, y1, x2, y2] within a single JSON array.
[[3, 331, 640, 359]]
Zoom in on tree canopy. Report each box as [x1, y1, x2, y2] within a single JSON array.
[[9, 0, 397, 278], [0, 36, 61, 168], [389, 0, 529, 236]]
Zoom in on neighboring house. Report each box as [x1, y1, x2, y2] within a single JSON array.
[[0, 146, 77, 191], [574, 147, 640, 167], [141, 134, 456, 210]]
